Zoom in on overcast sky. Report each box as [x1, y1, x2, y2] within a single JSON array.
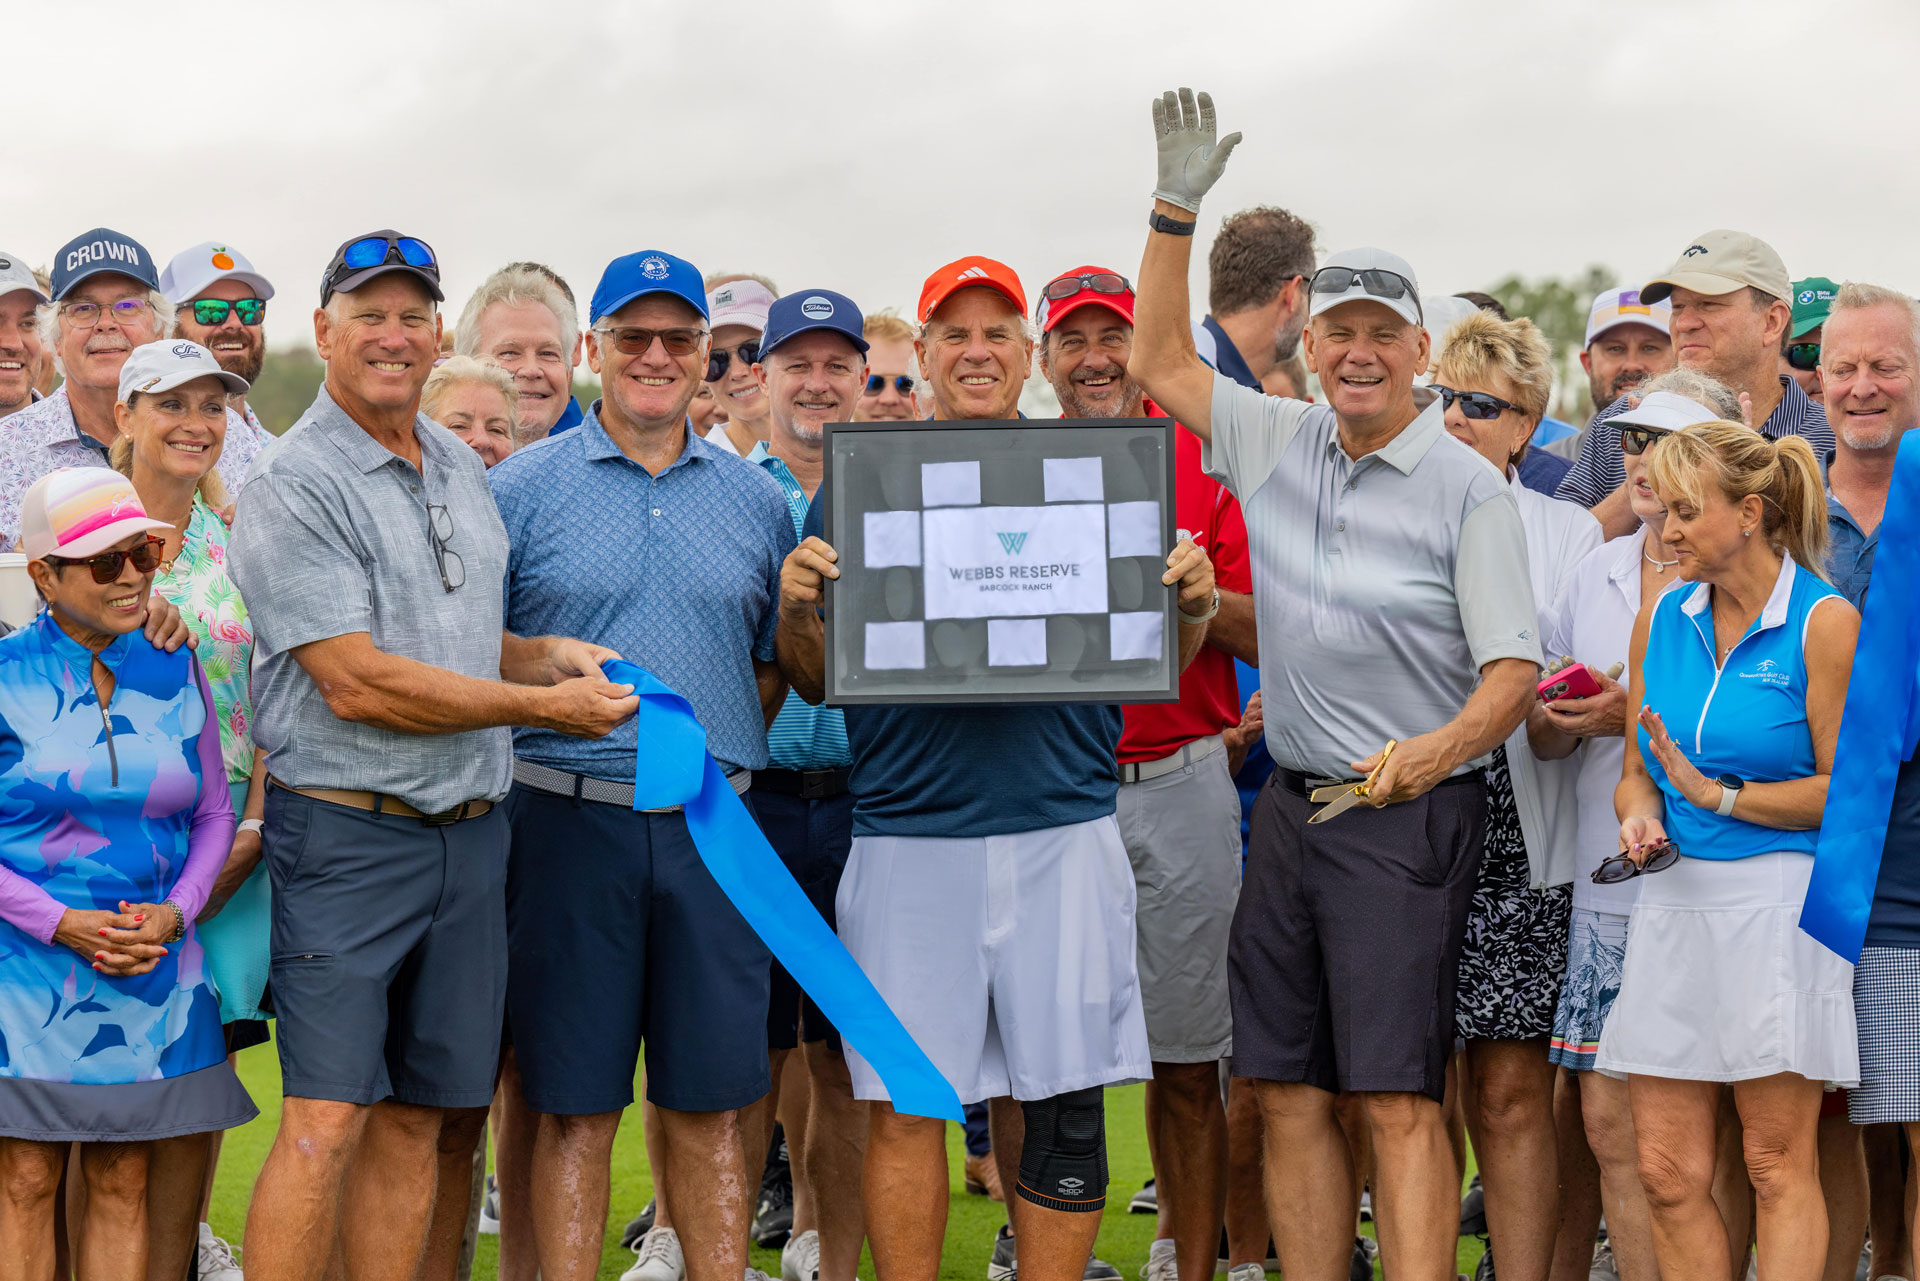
[[13, 0, 1917, 352]]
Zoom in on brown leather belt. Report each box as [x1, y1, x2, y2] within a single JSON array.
[[268, 776, 493, 826]]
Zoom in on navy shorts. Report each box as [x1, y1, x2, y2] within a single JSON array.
[[503, 785, 773, 1115], [266, 788, 509, 1109], [750, 788, 854, 1052]]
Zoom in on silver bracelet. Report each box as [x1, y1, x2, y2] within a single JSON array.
[[1179, 588, 1221, 625]]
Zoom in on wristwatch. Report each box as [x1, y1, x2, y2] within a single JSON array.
[[1714, 773, 1745, 816], [1148, 210, 1198, 237], [238, 818, 265, 836], [1179, 587, 1221, 624]]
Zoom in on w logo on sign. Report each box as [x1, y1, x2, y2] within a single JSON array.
[[996, 531, 1029, 554]]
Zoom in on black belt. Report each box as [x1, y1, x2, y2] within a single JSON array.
[[752, 767, 851, 800], [1273, 765, 1485, 800]]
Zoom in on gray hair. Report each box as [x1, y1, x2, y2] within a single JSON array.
[[703, 270, 779, 296], [37, 289, 175, 377], [1824, 282, 1920, 360], [453, 263, 579, 359], [421, 355, 519, 422], [1641, 366, 1743, 421]]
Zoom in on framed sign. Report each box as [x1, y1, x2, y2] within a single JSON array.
[[822, 418, 1179, 706]]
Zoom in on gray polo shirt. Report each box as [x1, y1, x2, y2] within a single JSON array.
[[229, 385, 512, 812], [1204, 375, 1541, 777]]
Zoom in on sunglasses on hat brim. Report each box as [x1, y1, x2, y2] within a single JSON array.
[[1311, 266, 1419, 313], [322, 235, 439, 303]]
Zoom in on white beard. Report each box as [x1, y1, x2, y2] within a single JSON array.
[[1839, 419, 1898, 451]]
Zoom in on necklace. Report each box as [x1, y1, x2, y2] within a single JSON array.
[[157, 510, 193, 577], [1644, 547, 1679, 572]]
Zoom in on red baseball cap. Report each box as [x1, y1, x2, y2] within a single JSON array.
[[918, 256, 1027, 324], [1035, 265, 1135, 333]]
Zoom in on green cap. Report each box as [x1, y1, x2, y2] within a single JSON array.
[[1790, 277, 1838, 339]]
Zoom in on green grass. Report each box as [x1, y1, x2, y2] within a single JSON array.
[[212, 1046, 1487, 1279]]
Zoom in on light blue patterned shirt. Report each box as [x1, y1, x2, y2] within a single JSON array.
[[490, 403, 794, 777], [746, 441, 850, 770]]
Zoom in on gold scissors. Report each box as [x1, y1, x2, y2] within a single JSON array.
[[1308, 739, 1397, 825]]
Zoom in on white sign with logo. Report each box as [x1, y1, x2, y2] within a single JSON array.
[[921, 504, 1107, 619]]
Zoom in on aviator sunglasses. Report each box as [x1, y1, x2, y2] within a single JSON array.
[[706, 339, 761, 383], [1591, 838, 1682, 885], [1617, 424, 1672, 456], [44, 536, 166, 584], [1431, 384, 1517, 421], [864, 374, 916, 396]]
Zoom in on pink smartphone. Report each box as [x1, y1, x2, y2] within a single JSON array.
[[1537, 666, 1604, 703]]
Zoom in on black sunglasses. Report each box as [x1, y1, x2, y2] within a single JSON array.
[[426, 503, 464, 593], [1785, 342, 1820, 372], [864, 374, 915, 396], [594, 326, 707, 358], [188, 298, 266, 327], [1617, 424, 1672, 456], [45, 535, 165, 584], [705, 340, 760, 383], [1043, 272, 1131, 302], [1591, 839, 1681, 885], [1432, 384, 1516, 421], [1311, 266, 1418, 309]]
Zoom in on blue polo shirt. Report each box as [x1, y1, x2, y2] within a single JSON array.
[[747, 441, 850, 771], [1825, 462, 1878, 611], [546, 396, 586, 435], [489, 401, 794, 776], [802, 486, 1121, 838]]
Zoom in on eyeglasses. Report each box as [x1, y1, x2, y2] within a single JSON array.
[[44, 535, 165, 584], [1432, 384, 1517, 421], [1617, 424, 1672, 456], [864, 374, 916, 396], [1310, 266, 1418, 308], [1785, 342, 1820, 372], [59, 298, 155, 330], [593, 326, 708, 358], [1043, 272, 1132, 302], [188, 298, 267, 327], [705, 339, 761, 383], [1591, 839, 1681, 885], [323, 234, 438, 303], [426, 503, 464, 593]]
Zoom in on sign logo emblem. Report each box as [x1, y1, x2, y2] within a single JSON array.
[[640, 255, 670, 280], [211, 248, 235, 270], [800, 295, 835, 320], [1682, 244, 1708, 257], [995, 531, 1029, 554], [171, 342, 199, 358]]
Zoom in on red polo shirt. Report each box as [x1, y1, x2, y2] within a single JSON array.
[[1115, 400, 1251, 763]]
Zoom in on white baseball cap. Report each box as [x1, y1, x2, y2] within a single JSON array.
[[1584, 287, 1671, 346], [1310, 247, 1422, 328], [1609, 390, 1723, 433], [705, 279, 775, 334], [117, 339, 249, 403], [1420, 293, 1481, 354], [159, 241, 275, 305], [0, 252, 47, 305]]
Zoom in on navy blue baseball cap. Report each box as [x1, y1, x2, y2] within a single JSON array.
[[50, 228, 158, 301], [760, 289, 869, 359], [590, 250, 707, 326]]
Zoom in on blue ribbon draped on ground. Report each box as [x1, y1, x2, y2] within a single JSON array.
[[1802, 432, 1920, 960], [603, 659, 963, 1121]]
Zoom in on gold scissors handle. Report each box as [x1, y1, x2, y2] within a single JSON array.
[[1307, 739, 1398, 823]]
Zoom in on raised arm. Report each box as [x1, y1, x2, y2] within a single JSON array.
[[1131, 88, 1243, 439]]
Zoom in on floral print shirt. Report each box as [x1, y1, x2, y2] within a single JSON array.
[[151, 497, 255, 782]]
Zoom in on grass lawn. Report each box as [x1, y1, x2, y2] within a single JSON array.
[[212, 1043, 1488, 1280]]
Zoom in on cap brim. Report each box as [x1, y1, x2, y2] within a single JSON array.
[[2, 283, 49, 306], [762, 323, 869, 357], [174, 270, 275, 305], [130, 367, 251, 399], [1041, 293, 1134, 333], [926, 281, 1025, 324], [1587, 316, 1671, 345], [709, 308, 770, 334], [1310, 287, 1422, 328], [54, 264, 156, 302], [1790, 313, 1827, 339], [51, 516, 175, 561], [1640, 271, 1747, 305], [327, 263, 444, 304], [597, 286, 709, 324]]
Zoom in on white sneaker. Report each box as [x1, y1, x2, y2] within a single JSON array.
[[622, 1228, 686, 1281], [478, 1173, 501, 1235], [747, 1271, 777, 1281], [781, 1229, 820, 1281], [1141, 1239, 1177, 1281], [197, 1223, 245, 1281], [1227, 1264, 1263, 1281]]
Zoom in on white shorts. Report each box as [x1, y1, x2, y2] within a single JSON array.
[[836, 814, 1151, 1104]]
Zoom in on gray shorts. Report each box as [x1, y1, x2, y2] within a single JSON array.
[[1116, 742, 1241, 1063], [265, 788, 509, 1109]]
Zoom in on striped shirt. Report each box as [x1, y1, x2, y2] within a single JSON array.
[[747, 441, 851, 770], [1556, 375, 1834, 508]]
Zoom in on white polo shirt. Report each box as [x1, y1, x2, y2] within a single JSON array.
[[1204, 375, 1542, 777]]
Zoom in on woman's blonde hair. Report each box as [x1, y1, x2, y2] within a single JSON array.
[[1644, 421, 1829, 577], [110, 391, 230, 511], [421, 356, 518, 424], [1432, 310, 1555, 422]]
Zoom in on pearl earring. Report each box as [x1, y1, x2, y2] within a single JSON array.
[[1743, 527, 1753, 537]]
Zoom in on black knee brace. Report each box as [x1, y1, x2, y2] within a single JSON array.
[[1017, 1086, 1107, 1213]]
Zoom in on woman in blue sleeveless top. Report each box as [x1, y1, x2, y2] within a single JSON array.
[[1599, 424, 1858, 1280], [0, 469, 254, 1280]]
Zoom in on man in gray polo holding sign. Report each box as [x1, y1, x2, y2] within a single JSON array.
[[1130, 90, 1541, 1281]]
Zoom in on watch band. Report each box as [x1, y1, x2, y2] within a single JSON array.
[[237, 818, 266, 836], [1148, 210, 1197, 237], [1179, 587, 1221, 624], [1715, 784, 1739, 817]]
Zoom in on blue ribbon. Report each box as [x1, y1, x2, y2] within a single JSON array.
[[1802, 432, 1920, 960], [603, 659, 962, 1121]]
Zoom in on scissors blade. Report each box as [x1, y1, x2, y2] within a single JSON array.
[[1308, 785, 1369, 825], [1309, 783, 1355, 803]]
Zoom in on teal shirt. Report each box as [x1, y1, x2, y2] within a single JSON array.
[[747, 441, 851, 770]]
